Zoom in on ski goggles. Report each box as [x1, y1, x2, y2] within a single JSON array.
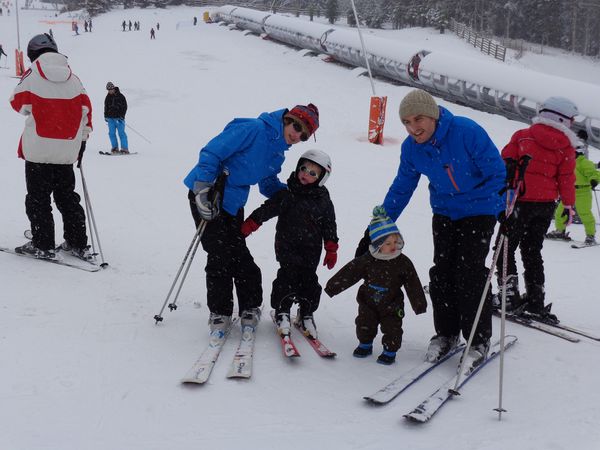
[[299, 165, 319, 178], [287, 118, 309, 142]]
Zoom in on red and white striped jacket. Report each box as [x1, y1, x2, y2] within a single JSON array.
[[10, 52, 92, 164]]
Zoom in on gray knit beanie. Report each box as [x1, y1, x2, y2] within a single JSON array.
[[399, 89, 440, 120]]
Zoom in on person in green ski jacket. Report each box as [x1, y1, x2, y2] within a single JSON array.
[[547, 130, 600, 245]]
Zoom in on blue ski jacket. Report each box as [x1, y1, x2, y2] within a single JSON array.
[[383, 106, 505, 221], [184, 109, 291, 215]]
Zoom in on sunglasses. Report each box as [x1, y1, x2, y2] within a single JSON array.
[[289, 120, 309, 142], [299, 165, 319, 178]]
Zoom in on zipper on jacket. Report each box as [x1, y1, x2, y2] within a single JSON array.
[[444, 164, 460, 192]]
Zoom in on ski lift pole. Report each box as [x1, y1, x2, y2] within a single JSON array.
[[349, 0, 387, 145], [349, 0, 376, 96]]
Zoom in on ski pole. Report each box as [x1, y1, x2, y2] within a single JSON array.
[[79, 163, 109, 268], [154, 220, 206, 324], [494, 199, 511, 421], [593, 187, 600, 225], [154, 169, 229, 324], [452, 155, 530, 396], [125, 121, 152, 144]]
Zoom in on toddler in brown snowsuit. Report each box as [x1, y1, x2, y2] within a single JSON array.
[[325, 206, 427, 364]]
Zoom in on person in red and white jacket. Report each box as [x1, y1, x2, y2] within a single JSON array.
[[496, 96, 578, 323], [9, 33, 93, 260]]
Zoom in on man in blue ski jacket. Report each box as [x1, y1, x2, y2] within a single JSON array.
[[184, 103, 319, 333], [373, 89, 505, 368]]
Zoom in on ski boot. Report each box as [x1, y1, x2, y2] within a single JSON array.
[[353, 342, 373, 358], [425, 334, 460, 362], [15, 241, 57, 260], [545, 229, 571, 241]]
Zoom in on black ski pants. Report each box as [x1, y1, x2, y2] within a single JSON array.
[[270, 264, 321, 317], [429, 214, 496, 346], [495, 201, 555, 305], [188, 191, 262, 316], [25, 161, 87, 251]]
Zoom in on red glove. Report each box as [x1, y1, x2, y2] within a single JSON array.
[[241, 218, 260, 237], [323, 241, 339, 270]]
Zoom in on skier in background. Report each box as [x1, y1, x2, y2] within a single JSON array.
[[546, 129, 600, 246], [496, 97, 578, 324], [183, 103, 319, 335], [150, 27, 155, 39], [0, 43, 7, 65], [241, 150, 338, 339], [104, 81, 129, 154], [10, 33, 92, 260]]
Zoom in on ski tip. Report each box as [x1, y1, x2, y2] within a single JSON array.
[[403, 412, 428, 423], [180, 378, 207, 385]]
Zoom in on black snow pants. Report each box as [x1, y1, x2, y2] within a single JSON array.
[[188, 191, 262, 316], [270, 264, 321, 317], [428, 214, 496, 346], [495, 201, 555, 306], [25, 161, 87, 251]]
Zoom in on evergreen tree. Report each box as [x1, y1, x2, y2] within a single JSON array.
[[326, 0, 339, 24]]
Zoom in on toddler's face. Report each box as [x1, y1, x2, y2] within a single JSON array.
[[298, 161, 322, 185], [379, 234, 401, 254]]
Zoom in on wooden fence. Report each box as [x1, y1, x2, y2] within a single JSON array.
[[450, 19, 506, 62]]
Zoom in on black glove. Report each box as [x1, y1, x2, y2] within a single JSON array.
[[355, 228, 370, 257], [498, 210, 517, 236], [591, 179, 598, 189], [597, 161, 600, 169], [77, 141, 86, 168]]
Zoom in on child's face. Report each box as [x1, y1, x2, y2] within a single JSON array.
[[297, 161, 322, 185], [379, 234, 401, 254]]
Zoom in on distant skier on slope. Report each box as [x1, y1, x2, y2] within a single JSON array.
[[183, 103, 319, 335], [104, 81, 129, 154], [241, 150, 338, 339]]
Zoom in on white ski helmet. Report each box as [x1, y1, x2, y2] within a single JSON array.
[[538, 97, 579, 120], [297, 149, 332, 187]]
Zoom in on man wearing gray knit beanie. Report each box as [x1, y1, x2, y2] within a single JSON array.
[[357, 88, 506, 369]]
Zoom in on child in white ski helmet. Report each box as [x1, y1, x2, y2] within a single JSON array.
[[241, 150, 338, 339]]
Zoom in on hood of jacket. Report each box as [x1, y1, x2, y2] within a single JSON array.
[[257, 109, 288, 143], [31, 52, 72, 83], [530, 116, 579, 150]]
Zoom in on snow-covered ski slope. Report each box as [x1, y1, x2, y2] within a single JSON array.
[[1, 5, 599, 450]]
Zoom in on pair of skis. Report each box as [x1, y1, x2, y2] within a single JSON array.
[[270, 311, 336, 358], [181, 318, 257, 384], [364, 336, 518, 423], [545, 234, 599, 249], [0, 246, 102, 272], [492, 309, 600, 342]]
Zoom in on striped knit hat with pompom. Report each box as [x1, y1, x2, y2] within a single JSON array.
[[368, 206, 403, 249]]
